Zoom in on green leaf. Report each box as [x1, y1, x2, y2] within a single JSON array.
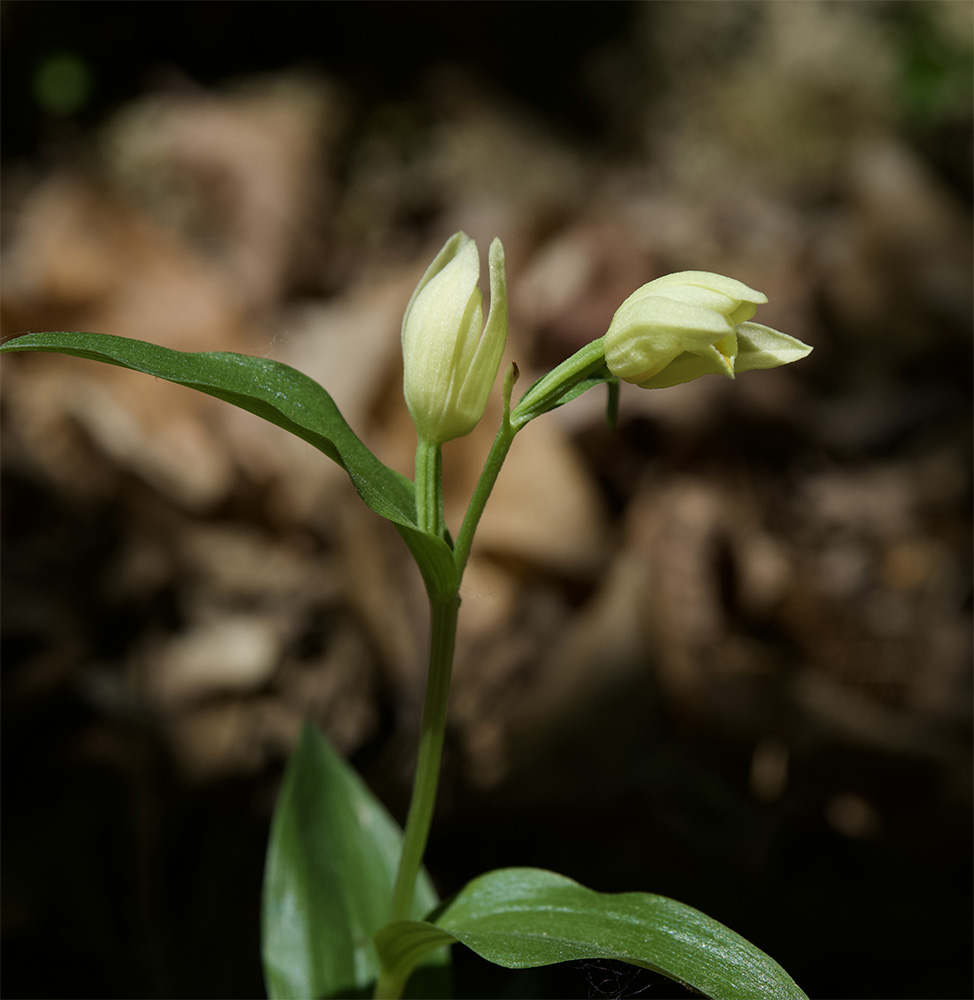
[[511, 363, 615, 429], [0, 331, 458, 597], [554, 370, 619, 429], [544, 370, 617, 412], [262, 724, 449, 1000], [509, 339, 608, 429], [375, 867, 807, 1000]]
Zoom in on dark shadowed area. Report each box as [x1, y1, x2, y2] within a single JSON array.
[[2, 2, 971, 998]]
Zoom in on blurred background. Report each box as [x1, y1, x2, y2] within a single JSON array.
[[1, 2, 971, 998]]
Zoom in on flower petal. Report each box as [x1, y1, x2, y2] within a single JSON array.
[[636, 283, 740, 317], [636, 331, 739, 388], [734, 322, 813, 371], [645, 270, 768, 305], [605, 295, 733, 383], [690, 340, 736, 379], [453, 238, 508, 428], [636, 351, 730, 388]]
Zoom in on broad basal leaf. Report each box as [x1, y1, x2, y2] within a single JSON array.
[[374, 867, 806, 1000], [262, 724, 449, 1000], [0, 332, 457, 596]]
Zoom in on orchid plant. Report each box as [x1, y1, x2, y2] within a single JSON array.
[[0, 232, 812, 1000]]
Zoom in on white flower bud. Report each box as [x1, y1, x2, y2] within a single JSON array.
[[402, 233, 508, 444]]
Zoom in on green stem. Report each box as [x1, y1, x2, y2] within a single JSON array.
[[452, 418, 515, 580], [389, 591, 460, 923], [373, 968, 408, 1000], [414, 437, 444, 537], [453, 362, 519, 578]]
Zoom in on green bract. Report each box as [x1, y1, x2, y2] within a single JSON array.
[[402, 232, 508, 445], [603, 271, 812, 388]]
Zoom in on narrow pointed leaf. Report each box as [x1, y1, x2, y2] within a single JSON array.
[[375, 867, 806, 1000], [544, 370, 617, 412], [0, 331, 458, 596], [512, 367, 616, 428], [262, 724, 449, 1000]]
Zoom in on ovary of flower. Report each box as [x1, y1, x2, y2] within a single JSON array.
[[603, 271, 811, 389], [401, 233, 508, 444]]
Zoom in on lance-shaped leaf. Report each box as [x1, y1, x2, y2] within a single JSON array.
[[263, 724, 449, 1000], [0, 331, 458, 597], [374, 867, 807, 1000]]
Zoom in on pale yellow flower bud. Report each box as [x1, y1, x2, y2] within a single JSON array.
[[603, 271, 811, 389], [402, 233, 508, 444]]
